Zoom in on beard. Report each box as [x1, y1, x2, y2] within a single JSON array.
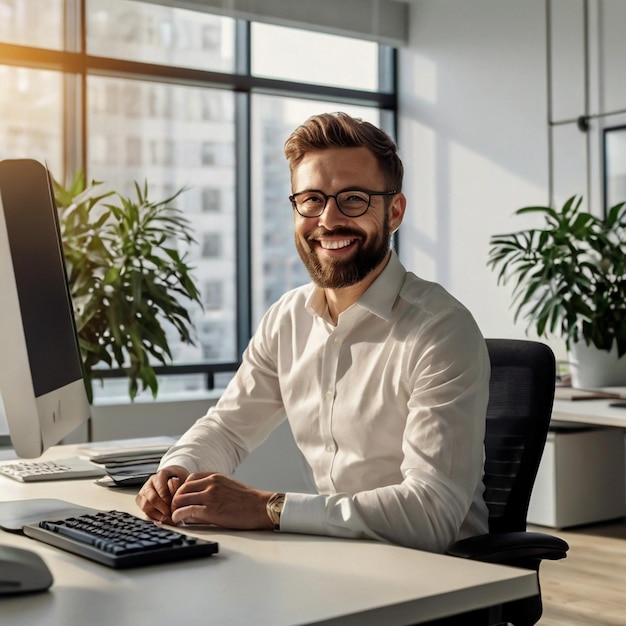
[[295, 215, 391, 289]]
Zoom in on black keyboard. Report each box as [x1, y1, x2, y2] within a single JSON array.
[[23, 510, 219, 568]]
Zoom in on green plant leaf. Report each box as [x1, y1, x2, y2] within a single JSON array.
[[55, 172, 203, 401], [487, 194, 626, 355]]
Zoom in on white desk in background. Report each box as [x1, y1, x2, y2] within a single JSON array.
[[527, 395, 626, 528], [0, 443, 537, 626], [552, 396, 626, 429]]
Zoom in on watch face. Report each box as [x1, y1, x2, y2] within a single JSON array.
[[267, 493, 285, 528]]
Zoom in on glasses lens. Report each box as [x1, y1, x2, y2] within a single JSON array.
[[337, 190, 370, 216], [294, 191, 325, 216]]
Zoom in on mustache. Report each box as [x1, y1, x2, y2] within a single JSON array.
[[306, 226, 365, 241]]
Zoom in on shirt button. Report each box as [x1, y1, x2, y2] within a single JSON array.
[[325, 391, 333, 400], [333, 338, 342, 346], [326, 443, 336, 453]]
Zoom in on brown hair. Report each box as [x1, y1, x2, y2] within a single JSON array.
[[284, 112, 403, 192]]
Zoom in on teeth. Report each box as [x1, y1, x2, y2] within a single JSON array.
[[319, 239, 353, 250]]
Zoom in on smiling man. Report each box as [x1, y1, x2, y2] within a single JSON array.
[[136, 112, 491, 553], [289, 143, 401, 319]]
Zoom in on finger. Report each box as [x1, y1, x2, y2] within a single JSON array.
[[168, 476, 180, 497], [154, 473, 177, 505], [176, 472, 218, 495], [171, 504, 214, 526], [136, 492, 171, 523], [137, 478, 172, 520], [138, 500, 169, 522]]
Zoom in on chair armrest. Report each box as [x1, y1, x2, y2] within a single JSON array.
[[447, 531, 569, 566]]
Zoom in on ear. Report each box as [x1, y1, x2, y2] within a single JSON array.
[[388, 192, 406, 233]]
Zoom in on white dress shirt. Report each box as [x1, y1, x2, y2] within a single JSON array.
[[160, 251, 490, 552]]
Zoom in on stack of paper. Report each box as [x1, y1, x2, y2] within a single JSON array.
[[79, 437, 176, 487]]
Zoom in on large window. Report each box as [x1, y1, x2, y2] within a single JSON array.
[[87, 0, 236, 72], [0, 0, 396, 400]]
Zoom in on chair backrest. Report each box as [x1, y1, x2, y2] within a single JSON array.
[[483, 339, 556, 533]]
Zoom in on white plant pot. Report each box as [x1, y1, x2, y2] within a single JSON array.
[[569, 341, 626, 389]]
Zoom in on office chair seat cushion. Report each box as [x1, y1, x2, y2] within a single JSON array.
[[448, 531, 569, 565]]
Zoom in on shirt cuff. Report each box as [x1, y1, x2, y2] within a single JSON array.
[[279, 492, 328, 535]]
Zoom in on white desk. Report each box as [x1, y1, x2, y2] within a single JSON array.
[[552, 397, 626, 428], [0, 444, 537, 626], [527, 397, 626, 527]]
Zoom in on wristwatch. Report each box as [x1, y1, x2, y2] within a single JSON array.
[[266, 492, 285, 529]]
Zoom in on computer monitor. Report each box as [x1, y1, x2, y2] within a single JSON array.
[[0, 159, 91, 458]]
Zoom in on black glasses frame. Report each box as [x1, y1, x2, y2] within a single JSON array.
[[289, 189, 397, 218]]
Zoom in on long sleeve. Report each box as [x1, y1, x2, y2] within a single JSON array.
[[158, 313, 288, 476]]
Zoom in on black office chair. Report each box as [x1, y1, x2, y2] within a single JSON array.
[[446, 339, 569, 626]]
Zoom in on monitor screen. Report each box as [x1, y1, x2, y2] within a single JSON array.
[[0, 159, 91, 458]]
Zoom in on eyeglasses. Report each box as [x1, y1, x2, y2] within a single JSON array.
[[289, 189, 397, 218]]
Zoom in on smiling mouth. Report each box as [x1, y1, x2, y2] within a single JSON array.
[[318, 238, 356, 250]]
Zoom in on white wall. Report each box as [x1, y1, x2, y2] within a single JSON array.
[[397, 0, 626, 364], [397, 0, 560, 355]]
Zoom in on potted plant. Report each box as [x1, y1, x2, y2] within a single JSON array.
[[488, 195, 626, 388], [54, 172, 202, 402]]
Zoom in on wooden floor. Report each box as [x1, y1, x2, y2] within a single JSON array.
[[530, 518, 626, 625]]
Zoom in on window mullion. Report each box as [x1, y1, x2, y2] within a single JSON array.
[[235, 92, 252, 356], [234, 20, 252, 355]]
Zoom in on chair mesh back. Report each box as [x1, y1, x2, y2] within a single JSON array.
[[483, 340, 555, 533]]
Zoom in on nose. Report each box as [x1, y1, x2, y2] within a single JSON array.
[[317, 195, 347, 229]]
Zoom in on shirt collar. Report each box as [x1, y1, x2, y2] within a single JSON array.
[[304, 250, 406, 321]]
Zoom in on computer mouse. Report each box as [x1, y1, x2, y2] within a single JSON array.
[[0, 545, 53, 595]]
